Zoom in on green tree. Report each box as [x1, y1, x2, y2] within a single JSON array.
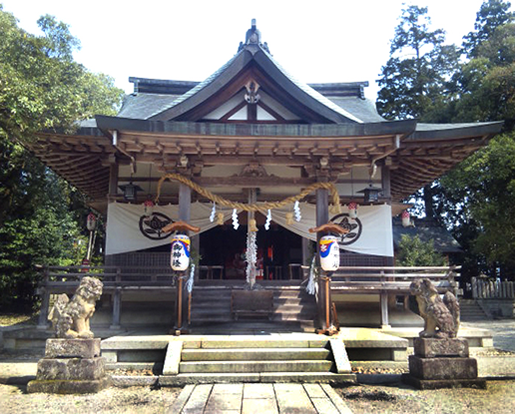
[[0, 7, 123, 311], [396, 234, 446, 267], [0, 7, 122, 142], [462, 0, 515, 58], [376, 5, 460, 122]]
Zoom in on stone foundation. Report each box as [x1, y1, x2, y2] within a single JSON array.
[[28, 338, 111, 394], [403, 338, 486, 390]]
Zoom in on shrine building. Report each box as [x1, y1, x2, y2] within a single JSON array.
[[30, 20, 502, 333]]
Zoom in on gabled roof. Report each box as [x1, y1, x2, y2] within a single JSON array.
[[392, 217, 462, 254], [26, 20, 504, 208], [119, 21, 369, 125]]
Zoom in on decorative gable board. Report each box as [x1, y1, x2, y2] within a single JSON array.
[[201, 88, 301, 122]]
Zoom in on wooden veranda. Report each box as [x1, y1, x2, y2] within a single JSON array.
[[36, 265, 459, 332]]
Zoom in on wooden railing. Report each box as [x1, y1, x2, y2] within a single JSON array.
[[472, 277, 515, 299], [36, 264, 459, 330], [329, 265, 460, 328], [331, 266, 459, 293], [36, 265, 178, 329]]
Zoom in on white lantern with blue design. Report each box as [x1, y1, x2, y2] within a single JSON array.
[[170, 234, 191, 271], [319, 235, 340, 272]]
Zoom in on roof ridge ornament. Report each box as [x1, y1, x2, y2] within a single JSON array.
[[238, 19, 270, 54]]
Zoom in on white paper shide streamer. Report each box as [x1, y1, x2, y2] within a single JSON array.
[[294, 200, 302, 222], [232, 208, 239, 230], [265, 209, 272, 230], [306, 257, 317, 295], [186, 263, 195, 293], [209, 202, 216, 222], [245, 232, 258, 285]]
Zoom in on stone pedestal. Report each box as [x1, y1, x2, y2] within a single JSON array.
[[28, 338, 111, 394], [403, 338, 486, 390]]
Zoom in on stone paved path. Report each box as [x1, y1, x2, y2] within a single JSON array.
[[171, 383, 353, 414], [462, 320, 515, 352]]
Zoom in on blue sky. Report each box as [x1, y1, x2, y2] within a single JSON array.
[[1, 0, 500, 100]]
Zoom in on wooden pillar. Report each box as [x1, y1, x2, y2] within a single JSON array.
[[110, 289, 122, 329], [37, 288, 51, 329], [108, 157, 119, 198], [110, 268, 122, 329], [302, 237, 311, 280], [380, 271, 391, 328], [192, 234, 200, 283], [175, 184, 191, 333], [316, 187, 332, 331], [37, 267, 50, 329], [381, 165, 391, 203]]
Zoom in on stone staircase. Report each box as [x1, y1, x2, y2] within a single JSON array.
[[190, 287, 317, 332], [160, 336, 356, 385], [460, 299, 490, 321]]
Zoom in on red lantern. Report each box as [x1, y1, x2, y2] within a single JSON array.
[[402, 210, 411, 227], [348, 202, 358, 218], [86, 213, 97, 231]]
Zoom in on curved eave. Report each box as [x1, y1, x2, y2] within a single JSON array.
[[390, 121, 504, 201], [408, 121, 503, 141], [96, 115, 415, 138], [28, 130, 114, 202]]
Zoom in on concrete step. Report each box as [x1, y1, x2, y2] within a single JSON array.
[[181, 348, 331, 362], [159, 372, 356, 385], [272, 314, 315, 322], [195, 339, 328, 349], [276, 302, 316, 310], [179, 360, 334, 373]]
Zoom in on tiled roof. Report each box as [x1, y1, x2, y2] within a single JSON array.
[[327, 96, 385, 123], [144, 53, 241, 120], [117, 93, 183, 119]]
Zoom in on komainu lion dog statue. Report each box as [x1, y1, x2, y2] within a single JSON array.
[[409, 278, 460, 339], [49, 276, 104, 339]]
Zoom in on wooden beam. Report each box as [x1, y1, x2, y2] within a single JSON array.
[[194, 176, 315, 187]]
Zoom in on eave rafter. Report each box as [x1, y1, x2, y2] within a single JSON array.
[[114, 131, 401, 168], [27, 133, 112, 202], [390, 134, 493, 201]]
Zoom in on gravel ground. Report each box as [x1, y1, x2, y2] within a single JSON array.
[[2, 315, 515, 413], [335, 380, 515, 414], [0, 384, 181, 414]]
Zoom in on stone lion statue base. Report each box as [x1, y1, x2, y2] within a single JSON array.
[[409, 278, 460, 339], [49, 276, 103, 339]]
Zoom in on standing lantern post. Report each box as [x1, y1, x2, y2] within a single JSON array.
[[309, 222, 349, 335], [86, 213, 97, 261], [162, 220, 200, 335]]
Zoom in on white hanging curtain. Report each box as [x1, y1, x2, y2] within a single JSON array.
[[106, 201, 393, 257], [105, 202, 236, 255], [270, 203, 394, 257]]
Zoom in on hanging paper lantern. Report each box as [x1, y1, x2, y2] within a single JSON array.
[[143, 199, 155, 217], [249, 218, 258, 232], [286, 212, 294, 225], [216, 212, 225, 226], [170, 234, 191, 271], [86, 213, 97, 231], [402, 210, 411, 227], [348, 202, 358, 219], [319, 235, 340, 272]]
